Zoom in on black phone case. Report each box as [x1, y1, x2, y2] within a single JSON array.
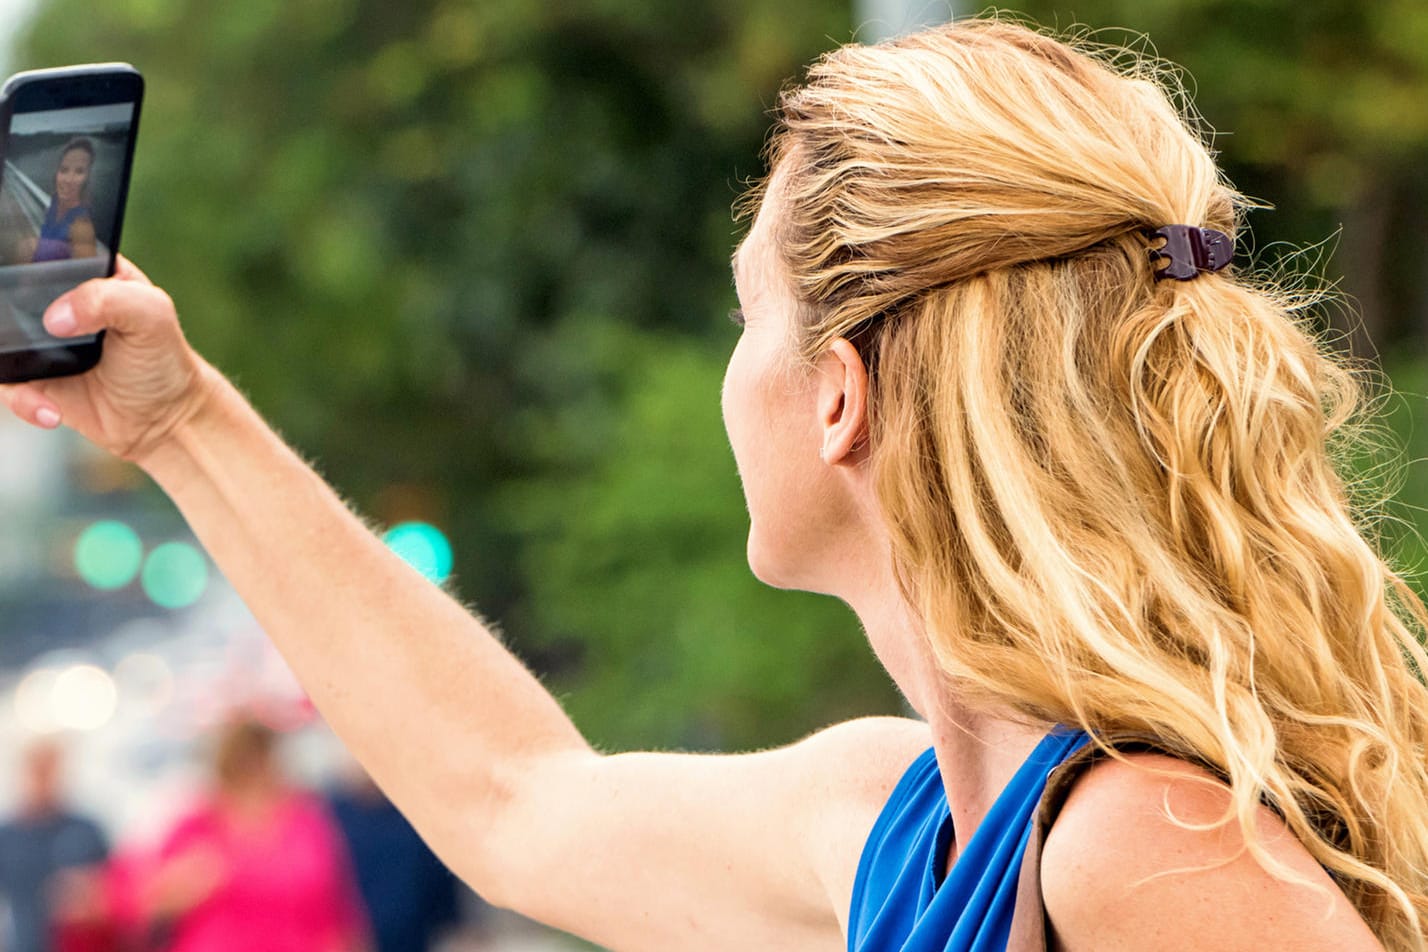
[[0, 63, 142, 384]]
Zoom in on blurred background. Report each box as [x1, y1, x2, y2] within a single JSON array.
[[0, 1, 1424, 950]]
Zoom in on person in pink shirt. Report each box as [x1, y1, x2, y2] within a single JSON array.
[[145, 719, 368, 952]]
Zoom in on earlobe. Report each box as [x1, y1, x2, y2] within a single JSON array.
[[816, 338, 869, 466]]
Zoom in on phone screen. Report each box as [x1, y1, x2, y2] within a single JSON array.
[[0, 98, 136, 356]]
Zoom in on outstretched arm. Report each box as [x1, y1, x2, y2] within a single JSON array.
[[1, 266, 930, 951]]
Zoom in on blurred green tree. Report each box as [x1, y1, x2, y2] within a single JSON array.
[[503, 320, 901, 749], [14, 0, 1425, 751], [16, 0, 904, 749]]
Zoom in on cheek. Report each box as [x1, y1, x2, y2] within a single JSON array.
[[727, 366, 827, 585], [720, 339, 755, 464], [720, 351, 735, 438], [722, 343, 777, 507]]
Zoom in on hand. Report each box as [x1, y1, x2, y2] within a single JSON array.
[[0, 257, 215, 464]]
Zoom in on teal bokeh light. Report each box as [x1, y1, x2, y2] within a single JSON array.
[[74, 521, 143, 590], [382, 522, 453, 584], [141, 542, 209, 609]]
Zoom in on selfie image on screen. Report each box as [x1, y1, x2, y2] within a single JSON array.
[[0, 101, 134, 355]]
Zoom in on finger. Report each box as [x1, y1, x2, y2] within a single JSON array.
[[44, 278, 177, 340], [0, 382, 62, 429], [114, 255, 153, 285]]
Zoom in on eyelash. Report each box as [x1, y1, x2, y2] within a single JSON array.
[[727, 308, 745, 328]]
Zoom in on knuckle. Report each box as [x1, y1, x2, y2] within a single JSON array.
[[136, 285, 178, 330], [70, 280, 107, 320], [150, 286, 176, 315]]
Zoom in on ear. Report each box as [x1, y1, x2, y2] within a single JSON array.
[[815, 337, 870, 466]]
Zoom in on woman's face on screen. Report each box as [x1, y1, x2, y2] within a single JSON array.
[[55, 148, 91, 204]]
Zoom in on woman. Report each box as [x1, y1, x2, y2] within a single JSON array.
[[144, 719, 368, 952], [32, 137, 97, 262], [2, 18, 1426, 952]]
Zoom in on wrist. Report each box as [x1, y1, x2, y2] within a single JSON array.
[[133, 358, 233, 483]]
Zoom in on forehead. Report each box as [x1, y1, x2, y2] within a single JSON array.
[[731, 186, 782, 290]]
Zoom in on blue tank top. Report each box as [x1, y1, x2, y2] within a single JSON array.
[[33, 198, 92, 262], [848, 728, 1091, 952]]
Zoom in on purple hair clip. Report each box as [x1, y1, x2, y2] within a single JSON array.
[[1148, 225, 1234, 281]]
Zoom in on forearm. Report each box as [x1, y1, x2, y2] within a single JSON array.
[[141, 364, 591, 879]]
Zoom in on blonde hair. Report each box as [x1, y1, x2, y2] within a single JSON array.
[[754, 18, 1428, 949]]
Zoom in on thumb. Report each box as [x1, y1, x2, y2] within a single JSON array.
[[44, 277, 178, 341]]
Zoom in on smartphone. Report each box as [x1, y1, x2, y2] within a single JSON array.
[[0, 63, 143, 384]]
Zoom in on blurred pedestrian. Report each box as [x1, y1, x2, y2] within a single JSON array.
[[327, 765, 471, 952], [0, 740, 110, 952], [144, 718, 368, 952]]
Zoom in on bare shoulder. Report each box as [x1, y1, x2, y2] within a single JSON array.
[[790, 716, 931, 926], [793, 715, 932, 801], [790, 716, 933, 831], [1040, 752, 1383, 951]]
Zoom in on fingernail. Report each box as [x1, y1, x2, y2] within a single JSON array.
[[45, 301, 76, 336], [35, 407, 60, 429]]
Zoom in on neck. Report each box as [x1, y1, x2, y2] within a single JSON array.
[[924, 699, 1049, 847], [840, 526, 1050, 847], [220, 779, 283, 811]]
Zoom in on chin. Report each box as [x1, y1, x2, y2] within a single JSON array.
[[745, 530, 836, 595], [745, 532, 799, 590]]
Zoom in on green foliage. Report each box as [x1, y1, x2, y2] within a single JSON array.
[[16, 0, 900, 750], [15, 0, 1427, 751], [1374, 361, 1428, 586], [502, 321, 900, 750], [1012, 1, 1428, 192]]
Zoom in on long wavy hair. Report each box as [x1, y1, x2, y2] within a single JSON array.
[[750, 18, 1428, 949]]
